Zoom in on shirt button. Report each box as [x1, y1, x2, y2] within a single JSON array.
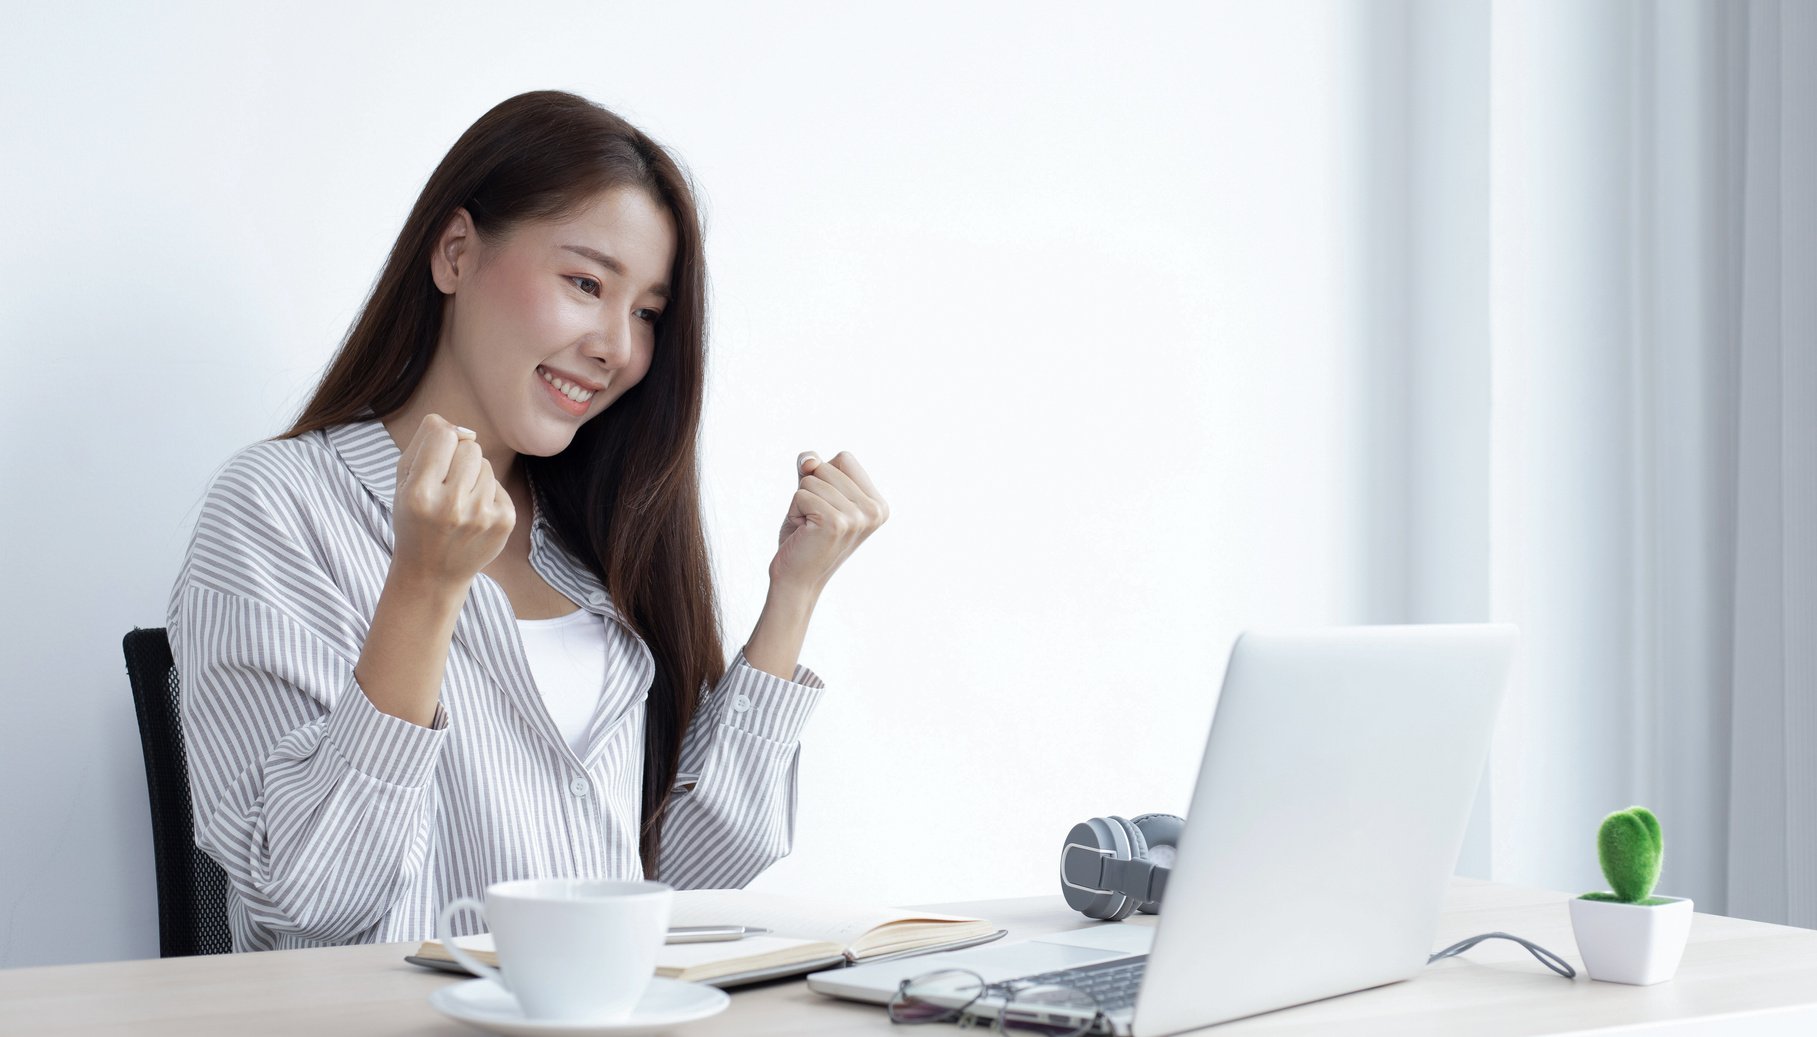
[[587, 591, 608, 607], [570, 776, 589, 797], [732, 694, 753, 713]]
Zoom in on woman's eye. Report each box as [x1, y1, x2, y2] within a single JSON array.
[[570, 275, 660, 326]]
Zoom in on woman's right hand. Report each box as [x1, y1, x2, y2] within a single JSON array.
[[390, 414, 515, 588]]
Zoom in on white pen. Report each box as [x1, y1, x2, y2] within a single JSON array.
[[666, 925, 771, 944]]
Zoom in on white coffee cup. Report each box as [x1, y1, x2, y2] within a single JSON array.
[[436, 878, 673, 1021]]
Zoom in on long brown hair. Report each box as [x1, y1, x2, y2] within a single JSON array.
[[273, 90, 720, 879]]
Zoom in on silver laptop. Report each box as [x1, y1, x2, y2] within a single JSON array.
[[807, 624, 1516, 1036]]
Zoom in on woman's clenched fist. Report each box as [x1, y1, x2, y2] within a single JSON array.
[[771, 450, 888, 595], [390, 414, 515, 587]]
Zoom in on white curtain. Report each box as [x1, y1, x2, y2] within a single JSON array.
[[1724, 0, 1817, 928], [1363, 0, 1815, 925]]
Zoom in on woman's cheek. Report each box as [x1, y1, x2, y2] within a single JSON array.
[[630, 345, 657, 384], [522, 283, 576, 341]]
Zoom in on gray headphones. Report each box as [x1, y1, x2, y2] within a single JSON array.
[[1058, 813, 1185, 920]]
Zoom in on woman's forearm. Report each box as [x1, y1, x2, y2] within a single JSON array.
[[353, 565, 470, 728], [742, 582, 819, 681]]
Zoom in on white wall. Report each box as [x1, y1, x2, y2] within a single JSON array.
[[0, 0, 1375, 966]]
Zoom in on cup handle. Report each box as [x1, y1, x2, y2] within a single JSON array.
[[436, 896, 504, 988]]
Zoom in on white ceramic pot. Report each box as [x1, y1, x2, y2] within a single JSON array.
[[1567, 895, 1693, 985]]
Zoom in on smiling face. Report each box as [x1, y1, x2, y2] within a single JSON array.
[[425, 184, 678, 462]]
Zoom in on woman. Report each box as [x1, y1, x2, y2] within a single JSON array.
[[165, 90, 887, 952]]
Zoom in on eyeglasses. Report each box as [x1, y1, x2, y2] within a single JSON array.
[[886, 967, 1109, 1036]]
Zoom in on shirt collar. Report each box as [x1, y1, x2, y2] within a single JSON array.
[[323, 414, 404, 511]]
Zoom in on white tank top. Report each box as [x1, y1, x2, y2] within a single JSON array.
[[513, 607, 607, 757]]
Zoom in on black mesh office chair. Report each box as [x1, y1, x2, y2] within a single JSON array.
[[123, 626, 233, 956]]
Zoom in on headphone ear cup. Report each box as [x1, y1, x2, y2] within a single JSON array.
[[1129, 813, 1185, 914], [1060, 817, 1132, 920]]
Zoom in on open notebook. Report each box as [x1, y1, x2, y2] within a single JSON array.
[[409, 889, 1008, 988]]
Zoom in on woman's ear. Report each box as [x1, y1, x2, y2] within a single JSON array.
[[431, 207, 476, 294]]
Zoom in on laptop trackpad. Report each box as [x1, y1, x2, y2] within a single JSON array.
[[1035, 924, 1156, 954], [930, 941, 1132, 982]]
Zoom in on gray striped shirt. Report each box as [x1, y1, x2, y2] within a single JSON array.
[[165, 416, 825, 952]]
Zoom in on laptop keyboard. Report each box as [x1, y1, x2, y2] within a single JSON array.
[[1003, 954, 1148, 1013]]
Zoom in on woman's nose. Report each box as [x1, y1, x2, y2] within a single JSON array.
[[586, 317, 634, 366]]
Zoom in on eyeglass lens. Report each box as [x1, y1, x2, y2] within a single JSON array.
[[1000, 983, 1102, 1036], [891, 969, 1102, 1037], [888, 969, 987, 1023]]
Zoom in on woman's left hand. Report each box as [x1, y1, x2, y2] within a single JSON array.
[[771, 450, 889, 595]]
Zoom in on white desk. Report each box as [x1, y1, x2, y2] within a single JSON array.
[[4, 877, 1816, 1035]]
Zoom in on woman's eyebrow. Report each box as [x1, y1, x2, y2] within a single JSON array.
[[559, 244, 671, 301]]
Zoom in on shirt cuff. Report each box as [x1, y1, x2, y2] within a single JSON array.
[[323, 668, 449, 788], [718, 648, 825, 744]]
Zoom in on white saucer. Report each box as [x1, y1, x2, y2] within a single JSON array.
[[429, 977, 730, 1036]]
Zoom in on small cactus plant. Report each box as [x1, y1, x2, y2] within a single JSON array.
[[1580, 806, 1673, 906]]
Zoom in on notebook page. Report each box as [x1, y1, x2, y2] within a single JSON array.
[[656, 933, 835, 969], [670, 889, 983, 949], [436, 930, 836, 970]]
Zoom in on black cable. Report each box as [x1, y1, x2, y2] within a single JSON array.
[[1428, 931, 1577, 979]]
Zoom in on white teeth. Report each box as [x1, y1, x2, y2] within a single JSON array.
[[539, 368, 595, 403]]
